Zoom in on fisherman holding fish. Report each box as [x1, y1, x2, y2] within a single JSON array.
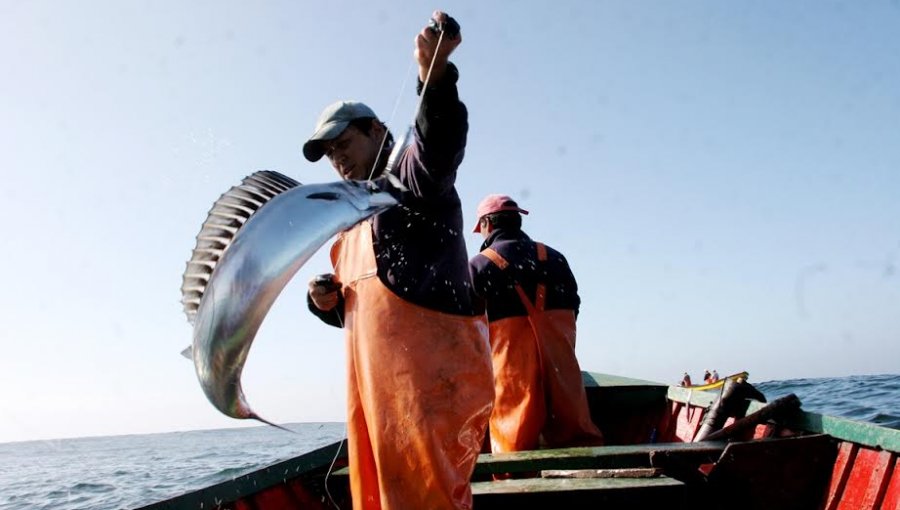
[[303, 11, 494, 510], [469, 194, 605, 454]]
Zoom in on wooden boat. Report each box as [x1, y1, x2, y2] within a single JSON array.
[[137, 372, 900, 510], [682, 370, 749, 391]]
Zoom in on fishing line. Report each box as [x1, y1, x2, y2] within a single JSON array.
[[366, 23, 448, 181], [324, 433, 347, 509], [324, 295, 345, 509], [363, 60, 414, 182], [326, 297, 346, 509]]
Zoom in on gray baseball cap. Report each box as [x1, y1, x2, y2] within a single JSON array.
[[302, 101, 377, 162]]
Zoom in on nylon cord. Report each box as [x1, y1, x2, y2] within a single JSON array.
[[323, 293, 345, 508], [366, 28, 446, 181], [364, 59, 414, 182]]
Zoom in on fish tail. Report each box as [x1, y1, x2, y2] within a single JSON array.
[[249, 412, 296, 434]]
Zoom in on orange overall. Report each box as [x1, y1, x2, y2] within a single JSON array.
[[480, 244, 603, 453], [332, 222, 494, 510]]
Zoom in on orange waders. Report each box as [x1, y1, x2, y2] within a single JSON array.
[[480, 244, 603, 453], [332, 222, 494, 510]]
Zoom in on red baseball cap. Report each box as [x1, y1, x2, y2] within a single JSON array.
[[472, 194, 529, 233]]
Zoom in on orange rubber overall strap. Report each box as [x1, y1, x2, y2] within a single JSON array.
[[480, 243, 549, 369], [480, 244, 548, 314]]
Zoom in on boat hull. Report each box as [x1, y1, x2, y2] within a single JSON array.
[[137, 371, 900, 510]]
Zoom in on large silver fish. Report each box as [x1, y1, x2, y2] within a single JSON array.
[[181, 170, 399, 426]]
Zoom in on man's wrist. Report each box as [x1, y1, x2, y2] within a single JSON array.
[[417, 62, 459, 95]]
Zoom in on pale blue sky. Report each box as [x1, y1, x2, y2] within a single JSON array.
[[1, 1, 898, 443]]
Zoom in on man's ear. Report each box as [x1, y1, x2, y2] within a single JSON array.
[[370, 119, 386, 140]]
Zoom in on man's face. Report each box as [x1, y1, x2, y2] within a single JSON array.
[[323, 121, 384, 181]]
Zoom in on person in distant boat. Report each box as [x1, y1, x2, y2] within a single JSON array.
[[303, 11, 494, 510], [703, 369, 713, 384], [681, 372, 692, 387], [711, 369, 720, 382], [469, 194, 604, 453]]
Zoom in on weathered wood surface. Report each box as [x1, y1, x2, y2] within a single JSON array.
[[472, 475, 682, 494], [541, 467, 662, 478], [472, 475, 685, 509], [473, 441, 727, 476]]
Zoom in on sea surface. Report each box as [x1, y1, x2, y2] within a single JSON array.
[[1, 374, 897, 510]]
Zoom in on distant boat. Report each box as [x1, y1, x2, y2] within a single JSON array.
[[682, 370, 750, 391], [136, 370, 900, 510]]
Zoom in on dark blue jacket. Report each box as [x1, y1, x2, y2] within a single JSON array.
[[310, 63, 475, 326], [469, 229, 581, 322]]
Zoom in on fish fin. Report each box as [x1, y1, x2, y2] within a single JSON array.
[[181, 170, 301, 324], [180, 345, 192, 360]]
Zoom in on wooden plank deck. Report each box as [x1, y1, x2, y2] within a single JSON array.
[[473, 441, 727, 476], [472, 475, 686, 508]]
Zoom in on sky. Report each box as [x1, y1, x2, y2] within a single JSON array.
[[1, 1, 898, 444]]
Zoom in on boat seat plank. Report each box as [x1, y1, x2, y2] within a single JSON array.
[[541, 467, 662, 478], [473, 441, 727, 476], [472, 475, 683, 494], [472, 475, 685, 508], [326, 441, 725, 479]]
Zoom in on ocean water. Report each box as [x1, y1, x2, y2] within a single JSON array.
[[0, 423, 347, 510], [1, 374, 897, 510], [757, 373, 900, 430]]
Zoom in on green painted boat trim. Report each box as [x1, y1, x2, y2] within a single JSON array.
[[782, 410, 900, 452], [585, 372, 670, 413], [584, 371, 665, 388]]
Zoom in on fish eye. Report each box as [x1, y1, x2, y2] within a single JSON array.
[[307, 191, 342, 201]]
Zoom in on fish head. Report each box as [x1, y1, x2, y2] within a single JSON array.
[[306, 179, 399, 215]]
